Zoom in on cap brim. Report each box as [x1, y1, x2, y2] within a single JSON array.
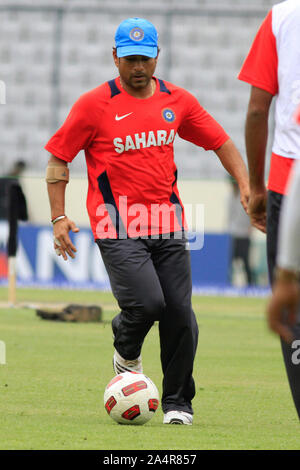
[[116, 45, 158, 58]]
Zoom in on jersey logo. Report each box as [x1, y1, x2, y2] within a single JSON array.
[[115, 112, 133, 121], [162, 108, 176, 123]]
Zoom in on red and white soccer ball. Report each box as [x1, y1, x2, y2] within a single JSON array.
[[104, 371, 160, 425]]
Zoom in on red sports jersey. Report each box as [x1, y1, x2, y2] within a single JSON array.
[[238, 11, 278, 96], [238, 10, 283, 193], [45, 77, 229, 239], [238, 4, 300, 195]]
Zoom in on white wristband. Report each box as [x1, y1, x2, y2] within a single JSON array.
[[52, 215, 66, 225]]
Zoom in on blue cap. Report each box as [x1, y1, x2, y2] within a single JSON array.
[[115, 18, 158, 58]]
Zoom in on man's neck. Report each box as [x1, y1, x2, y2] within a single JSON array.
[[119, 77, 156, 99]]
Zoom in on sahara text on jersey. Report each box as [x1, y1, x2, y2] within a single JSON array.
[[113, 129, 176, 154]]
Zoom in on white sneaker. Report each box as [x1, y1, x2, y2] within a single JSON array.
[[113, 349, 143, 375], [163, 410, 193, 425]]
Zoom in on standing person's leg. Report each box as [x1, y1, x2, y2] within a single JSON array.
[[229, 237, 237, 284], [150, 235, 198, 416], [238, 238, 253, 285], [96, 238, 165, 365], [267, 190, 282, 284], [267, 190, 300, 419]]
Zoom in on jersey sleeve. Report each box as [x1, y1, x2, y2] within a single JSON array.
[[238, 10, 278, 96], [45, 94, 97, 162], [177, 91, 229, 151]]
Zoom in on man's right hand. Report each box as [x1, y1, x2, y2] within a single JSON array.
[[266, 273, 300, 344], [247, 189, 267, 233], [53, 217, 80, 261]]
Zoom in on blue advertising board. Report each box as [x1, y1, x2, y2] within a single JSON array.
[[0, 223, 232, 289]]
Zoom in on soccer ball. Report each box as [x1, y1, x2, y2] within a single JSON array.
[[104, 371, 159, 425]]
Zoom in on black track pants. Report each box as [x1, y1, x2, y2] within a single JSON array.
[[96, 235, 199, 414], [267, 190, 300, 420]]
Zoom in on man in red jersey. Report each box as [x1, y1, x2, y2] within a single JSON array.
[[45, 17, 249, 425], [238, 1, 300, 419]]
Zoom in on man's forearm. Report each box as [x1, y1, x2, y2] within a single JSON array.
[[46, 154, 68, 221], [214, 138, 248, 189], [245, 86, 273, 191], [245, 110, 268, 190], [214, 138, 249, 211], [47, 180, 67, 220]]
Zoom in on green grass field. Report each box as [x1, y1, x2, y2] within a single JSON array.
[[0, 287, 299, 450]]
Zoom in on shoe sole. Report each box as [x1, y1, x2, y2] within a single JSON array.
[[169, 418, 185, 424], [166, 418, 192, 425]]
